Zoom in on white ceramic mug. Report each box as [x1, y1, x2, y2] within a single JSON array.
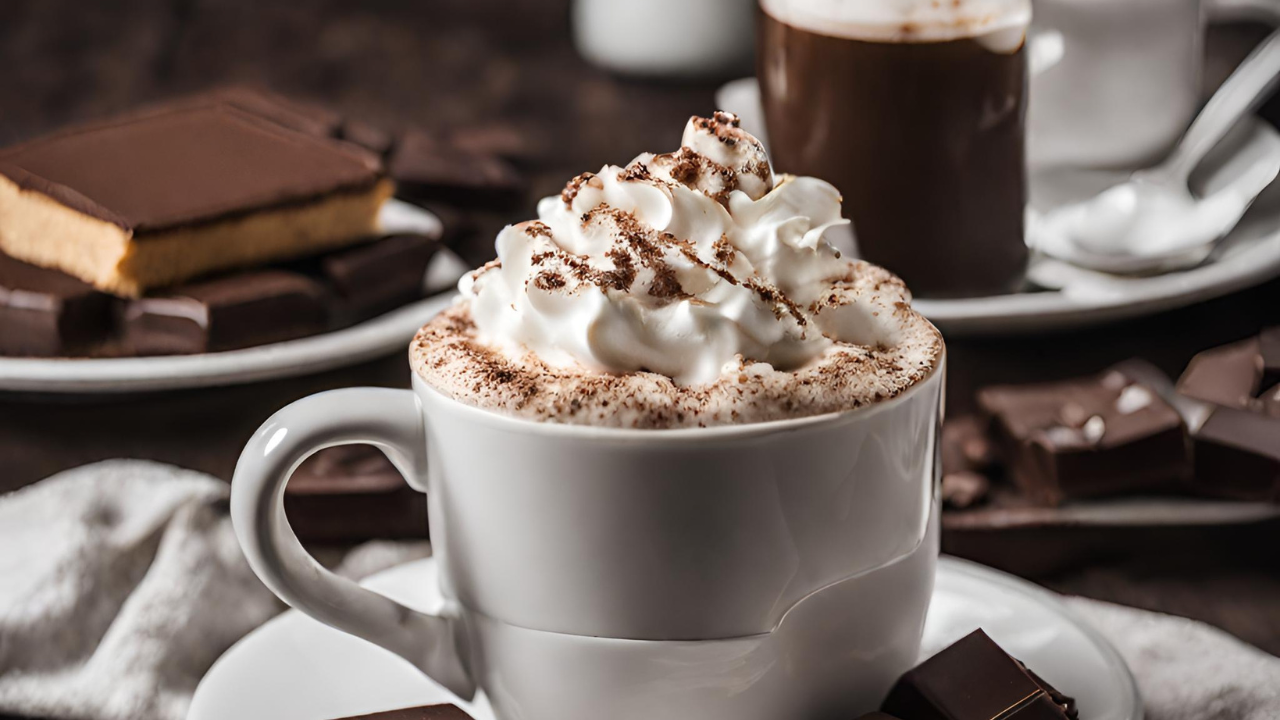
[[1029, 0, 1280, 169], [231, 362, 944, 720]]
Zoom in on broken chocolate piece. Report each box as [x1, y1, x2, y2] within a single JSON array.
[[1190, 405, 1280, 502], [122, 270, 329, 355], [1177, 337, 1263, 411], [315, 234, 438, 323], [978, 365, 1190, 505], [882, 630, 1076, 720], [329, 704, 473, 720], [285, 445, 428, 543], [0, 253, 113, 356], [390, 129, 525, 210]]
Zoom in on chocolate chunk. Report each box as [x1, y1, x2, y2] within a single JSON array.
[[341, 119, 396, 157], [0, 253, 113, 356], [449, 121, 547, 165], [1177, 337, 1263, 410], [1190, 406, 1280, 502], [978, 365, 1190, 505], [390, 129, 525, 210], [317, 234, 438, 323], [122, 270, 329, 355], [882, 630, 1076, 720], [285, 445, 428, 543], [329, 704, 473, 720]]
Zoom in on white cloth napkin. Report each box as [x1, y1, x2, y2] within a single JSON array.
[[0, 460, 1276, 720]]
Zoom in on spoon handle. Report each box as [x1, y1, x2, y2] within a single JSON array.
[[1154, 28, 1280, 184]]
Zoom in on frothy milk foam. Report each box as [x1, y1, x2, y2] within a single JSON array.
[[412, 113, 942, 428], [760, 0, 1030, 50]]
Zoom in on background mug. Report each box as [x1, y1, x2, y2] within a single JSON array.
[[1028, 0, 1280, 169], [230, 362, 944, 720]]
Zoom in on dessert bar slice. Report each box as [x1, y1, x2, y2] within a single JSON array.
[[0, 104, 392, 296]]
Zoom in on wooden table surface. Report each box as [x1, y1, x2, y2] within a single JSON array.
[[1, 0, 1277, 659]]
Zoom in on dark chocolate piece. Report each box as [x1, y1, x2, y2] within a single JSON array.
[[978, 365, 1190, 505], [318, 234, 438, 323], [0, 104, 381, 233], [122, 270, 329, 355], [882, 630, 1076, 720], [1177, 337, 1262, 411], [341, 119, 396, 156], [390, 129, 525, 210], [329, 704, 472, 720], [0, 253, 113, 356], [1191, 406, 1280, 502], [449, 121, 546, 165], [285, 445, 428, 543]]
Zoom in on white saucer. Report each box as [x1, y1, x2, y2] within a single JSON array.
[[716, 77, 1280, 336], [189, 556, 1140, 720], [0, 200, 467, 394]]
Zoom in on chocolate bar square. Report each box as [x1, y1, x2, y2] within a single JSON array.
[[0, 253, 113, 356], [882, 630, 1076, 720], [390, 130, 525, 210], [285, 445, 428, 543], [122, 270, 329, 355], [331, 704, 473, 720], [1177, 337, 1263, 410], [978, 366, 1190, 505], [1191, 405, 1280, 502], [318, 234, 438, 323]]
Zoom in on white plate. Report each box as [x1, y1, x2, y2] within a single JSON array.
[[716, 77, 1280, 336], [0, 200, 468, 394], [189, 556, 1140, 720]]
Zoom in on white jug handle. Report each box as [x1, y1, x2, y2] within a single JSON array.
[[230, 387, 476, 700]]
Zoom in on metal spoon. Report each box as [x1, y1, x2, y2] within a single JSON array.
[[1031, 29, 1280, 275]]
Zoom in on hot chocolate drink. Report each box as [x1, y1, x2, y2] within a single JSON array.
[[758, 0, 1031, 298], [413, 113, 942, 428]]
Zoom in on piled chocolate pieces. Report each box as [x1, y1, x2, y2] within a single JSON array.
[[949, 328, 1280, 508], [0, 86, 528, 358]]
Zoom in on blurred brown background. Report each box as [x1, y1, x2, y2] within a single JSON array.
[[0, 0, 1277, 655]]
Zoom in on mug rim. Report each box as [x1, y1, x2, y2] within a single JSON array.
[[411, 348, 945, 442]]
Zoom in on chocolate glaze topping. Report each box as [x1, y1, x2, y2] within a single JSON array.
[[0, 104, 383, 234]]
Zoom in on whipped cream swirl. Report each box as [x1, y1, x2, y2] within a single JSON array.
[[460, 112, 909, 386]]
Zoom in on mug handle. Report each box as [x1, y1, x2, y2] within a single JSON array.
[[230, 387, 476, 700]]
